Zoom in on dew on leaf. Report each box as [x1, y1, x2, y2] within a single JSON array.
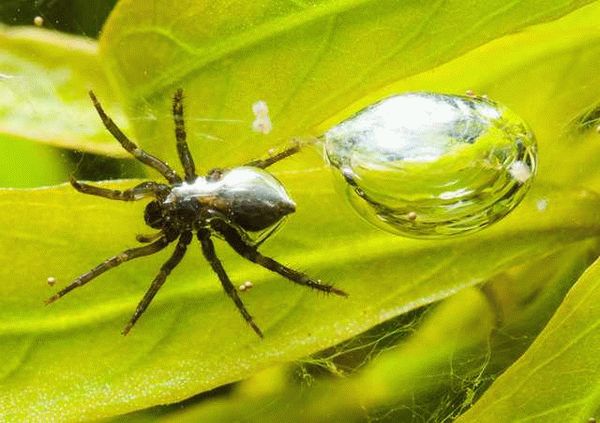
[[324, 92, 537, 238]]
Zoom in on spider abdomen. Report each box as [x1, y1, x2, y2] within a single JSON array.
[[166, 167, 296, 232]]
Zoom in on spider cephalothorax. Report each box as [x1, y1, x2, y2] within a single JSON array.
[[46, 89, 347, 337]]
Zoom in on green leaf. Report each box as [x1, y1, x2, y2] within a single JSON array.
[[143, 287, 495, 423], [0, 170, 599, 420], [328, 0, 600, 192], [0, 26, 128, 157], [481, 242, 600, 376], [3, 1, 600, 420], [99, 0, 595, 166], [0, 136, 66, 188], [457, 256, 600, 422], [132, 243, 597, 422]]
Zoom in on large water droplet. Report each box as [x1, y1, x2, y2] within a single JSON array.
[[324, 92, 537, 238]]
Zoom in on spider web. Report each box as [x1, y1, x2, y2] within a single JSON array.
[[293, 303, 494, 423]]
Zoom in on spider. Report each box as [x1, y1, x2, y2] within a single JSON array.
[[46, 89, 347, 337]]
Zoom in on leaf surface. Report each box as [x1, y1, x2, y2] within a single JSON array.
[[457, 256, 600, 422], [0, 169, 599, 420], [126, 243, 598, 422], [2, 0, 600, 420], [327, 0, 600, 192], [0, 136, 66, 188], [100, 0, 594, 166], [0, 26, 127, 156]]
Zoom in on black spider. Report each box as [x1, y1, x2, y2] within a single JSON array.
[[46, 89, 347, 337]]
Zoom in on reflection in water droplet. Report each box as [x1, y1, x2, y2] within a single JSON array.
[[324, 92, 537, 238]]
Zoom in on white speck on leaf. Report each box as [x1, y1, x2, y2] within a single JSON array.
[[239, 280, 254, 292], [252, 100, 272, 134], [536, 198, 548, 211]]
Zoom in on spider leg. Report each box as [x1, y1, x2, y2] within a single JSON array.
[[46, 237, 170, 304], [88, 90, 182, 184], [197, 229, 263, 338], [136, 232, 163, 243], [122, 231, 192, 335], [244, 138, 304, 169], [70, 177, 170, 201], [211, 220, 348, 297], [172, 89, 197, 183]]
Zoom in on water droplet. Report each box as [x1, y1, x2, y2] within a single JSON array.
[[324, 92, 537, 238]]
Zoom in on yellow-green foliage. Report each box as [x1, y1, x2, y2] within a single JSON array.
[[0, 1, 599, 421]]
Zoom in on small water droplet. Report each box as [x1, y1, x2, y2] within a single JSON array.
[[324, 92, 537, 238]]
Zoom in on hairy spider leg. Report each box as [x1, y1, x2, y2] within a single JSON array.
[[136, 232, 164, 243], [172, 88, 197, 183], [70, 177, 170, 201], [243, 139, 303, 169], [122, 231, 193, 335], [211, 220, 348, 297], [46, 237, 170, 304], [197, 229, 264, 338], [89, 90, 182, 184]]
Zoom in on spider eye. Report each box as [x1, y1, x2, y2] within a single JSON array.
[[144, 201, 164, 229]]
